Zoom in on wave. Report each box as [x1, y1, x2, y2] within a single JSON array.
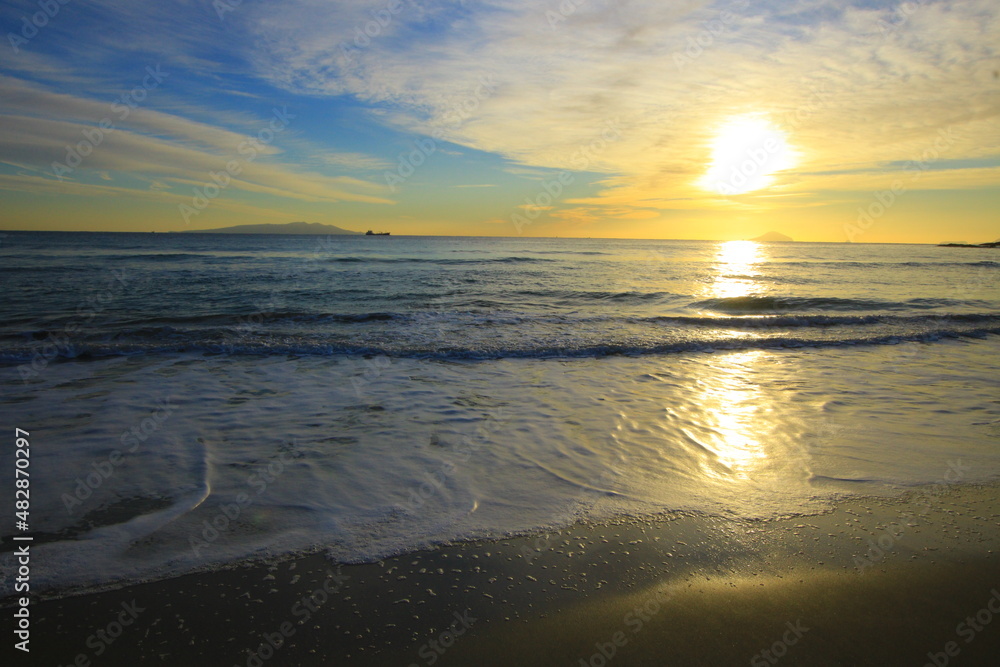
[[327, 256, 555, 265], [771, 260, 1000, 269], [900, 260, 1000, 268], [122, 311, 400, 327], [2, 325, 997, 364], [688, 295, 972, 313], [0, 264, 99, 273], [95, 253, 250, 261], [515, 289, 678, 302], [718, 273, 819, 284], [519, 250, 611, 255], [631, 313, 1000, 329], [9, 310, 999, 339]]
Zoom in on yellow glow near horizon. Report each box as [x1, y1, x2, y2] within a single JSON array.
[[700, 116, 796, 195]]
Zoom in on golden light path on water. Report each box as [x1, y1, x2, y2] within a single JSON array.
[[709, 239, 763, 300], [698, 242, 770, 479], [689, 352, 771, 480]]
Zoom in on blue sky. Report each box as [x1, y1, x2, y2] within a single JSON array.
[[1, 0, 998, 241]]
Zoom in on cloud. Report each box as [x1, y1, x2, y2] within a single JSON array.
[[0, 172, 313, 222], [3, 0, 997, 236], [317, 151, 394, 171], [0, 75, 276, 155], [0, 76, 393, 206], [240, 0, 1000, 219]]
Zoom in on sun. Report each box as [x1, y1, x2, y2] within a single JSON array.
[[699, 115, 796, 195]]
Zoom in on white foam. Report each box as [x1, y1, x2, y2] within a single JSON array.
[[3, 338, 1000, 596]]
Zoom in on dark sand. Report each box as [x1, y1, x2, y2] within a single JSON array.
[[15, 482, 1000, 666]]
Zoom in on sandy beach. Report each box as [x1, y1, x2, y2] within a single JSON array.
[[21, 480, 1000, 666]]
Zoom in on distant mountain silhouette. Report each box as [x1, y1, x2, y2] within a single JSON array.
[[938, 240, 1000, 248], [750, 231, 793, 242], [182, 222, 362, 235]]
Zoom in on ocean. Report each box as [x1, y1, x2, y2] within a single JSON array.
[[1, 231, 998, 598]]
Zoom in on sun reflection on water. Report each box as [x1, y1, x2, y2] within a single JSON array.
[[708, 240, 764, 300], [699, 350, 768, 477], [698, 244, 771, 475]]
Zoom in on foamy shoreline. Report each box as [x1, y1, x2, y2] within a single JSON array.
[[17, 480, 1000, 665]]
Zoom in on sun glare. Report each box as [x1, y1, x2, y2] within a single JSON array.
[[692, 350, 769, 477], [700, 115, 796, 195], [719, 239, 760, 266], [710, 240, 762, 299]]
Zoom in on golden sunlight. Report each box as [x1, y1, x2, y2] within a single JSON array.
[[710, 240, 762, 299], [719, 239, 760, 266], [700, 350, 768, 477], [700, 115, 796, 195]]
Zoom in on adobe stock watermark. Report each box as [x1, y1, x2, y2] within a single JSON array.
[[802, 413, 857, 458], [214, 0, 243, 20], [844, 125, 962, 242], [511, 117, 623, 234], [234, 568, 349, 667], [749, 619, 810, 666], [713, 135, 784, 196], [338, 0, 413, 63], [521, 465, 620, 565], [51, 65, 169, 180], [853, 458, 968, 573], [578, 584, 676, 667], [673, 0, 749, 70], [350, 355, 392, 397], [922, 588, 1000, 667], [214, 232, 385, 357], [7, 0, 72, 54], [779, 80, 835, 133], [17, 268, 129, 382], [179, 106, 295, 224], [47, 600, 146, 664], [189, 449, 295, 557], [62, 397, 176, 513], [400, 407, 505, 513], [384, 76, 498, 192], [877, 0, 928, 39], [545, 0, 588, 29], [408, 609, 477, 667], [948, 264, 995, 301]]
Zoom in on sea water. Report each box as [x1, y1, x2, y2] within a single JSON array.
[[1, 232, 998, 595]]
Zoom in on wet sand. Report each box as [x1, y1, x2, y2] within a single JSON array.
[[18, 481, 1000, 666]]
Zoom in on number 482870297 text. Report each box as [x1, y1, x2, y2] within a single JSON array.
[[15, 428, 30, 531]]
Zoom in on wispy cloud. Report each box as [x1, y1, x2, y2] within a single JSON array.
[[1, 0, 997, 237], [317, 151, 394, 171], [0, 76, 393, 206], [241, 0, 1000, 220]]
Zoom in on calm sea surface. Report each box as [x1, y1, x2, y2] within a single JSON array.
[[1, 232, 998, 595]]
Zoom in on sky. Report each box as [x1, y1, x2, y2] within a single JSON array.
[[0, 0, 998, 242]]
